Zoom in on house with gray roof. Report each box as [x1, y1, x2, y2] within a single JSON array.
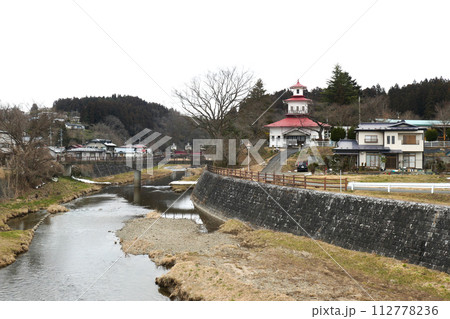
[[333, 120, 426, 170]]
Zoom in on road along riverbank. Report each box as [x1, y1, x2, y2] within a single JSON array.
[[0, 168, 173, 269], [117, 216, 450, 301]]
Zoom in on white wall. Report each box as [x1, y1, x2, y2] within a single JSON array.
[[269, 127, 320, 148], [287, 101, 308, 114], [358, 131, 384, 145]]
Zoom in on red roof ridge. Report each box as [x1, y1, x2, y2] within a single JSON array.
[[264, 115, 329, 128], [290, 80, 307, 89]]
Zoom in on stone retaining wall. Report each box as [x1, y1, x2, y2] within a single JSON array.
[[192, 171, 449, 273]]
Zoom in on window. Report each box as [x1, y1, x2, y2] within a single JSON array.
[[296, 89, 299, 94], [403, 153, 416, 168], [366, 154, 380, 167], [387, 136, 390, 144], [271, 136, 274, 140], [290, 106, 293, 112], [364, 135, 378, 143], [277, 136, 280, 139], [402, 135, 417, 145], [302, 106, 305, 112], [296, 106, 299, 112], [392, 136, 395, 144]]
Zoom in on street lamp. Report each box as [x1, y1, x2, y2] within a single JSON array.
[[246, 142, 251, 171]]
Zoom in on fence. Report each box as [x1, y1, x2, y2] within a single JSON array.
[[425, 141, 450, 148], [59, 154, 207, 164], [349, 182, 450, 194], [207, 165, 347, 191]]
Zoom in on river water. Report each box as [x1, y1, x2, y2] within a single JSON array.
[[0, 171, 214, 301]]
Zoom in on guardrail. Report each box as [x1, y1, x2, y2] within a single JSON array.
[[59, 154, 208, 164], [348, 182, 450, 193], [207, 165, 347, 191], [425, 141, 450, 148]]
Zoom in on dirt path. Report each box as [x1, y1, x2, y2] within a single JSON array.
[[117, 216, 450, 301]]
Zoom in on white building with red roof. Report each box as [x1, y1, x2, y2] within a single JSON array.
[[265, 81, 329, 148]]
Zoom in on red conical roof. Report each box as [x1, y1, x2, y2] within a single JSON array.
[[290, 80, 306, 89]]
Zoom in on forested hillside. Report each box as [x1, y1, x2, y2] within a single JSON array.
[[388, 78, 449, 118], [53, 95, 207, 146], [53, 95, 169, 136], [52, 71, 450, 146]]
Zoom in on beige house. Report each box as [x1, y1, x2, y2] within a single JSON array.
[[334, 121, 426, 169]]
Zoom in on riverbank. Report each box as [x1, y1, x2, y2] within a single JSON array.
[[0, 167, 173, 269], [170, 167, 203, 192], [117, 217, 450, 301]]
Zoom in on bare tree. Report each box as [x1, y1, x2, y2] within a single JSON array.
[[399, 110, 421, 120], [91, 115, 130, 145], [0, 106, 62, 195], [434, 101, 450, 140], [175, 67, 254, 139], [360, 95, 393, 121]]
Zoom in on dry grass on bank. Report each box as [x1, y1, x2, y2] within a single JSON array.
[[94, 167, 173, 184], [0, 177, 97, 230], [0, 177, 101, 268], [0, 229, 33, 268], [345, 174, 449, 184], [229, 223, 449, 300], [343, 190, 450, 206], [171, 168, 204, 192], [150, 219, 450, 301], [281, 151, 300, 173]]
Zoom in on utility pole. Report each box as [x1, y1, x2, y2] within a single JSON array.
[[59, 129, 63, 147], [49, 126, 53, 146], [358, 96, 361, 124]]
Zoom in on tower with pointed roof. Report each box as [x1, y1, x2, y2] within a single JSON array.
[[286, 80, 311, 115]]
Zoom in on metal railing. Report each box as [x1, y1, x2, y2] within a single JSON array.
[[349, 182, 450, 194], [207, 165, 347, 191], [312, 140, 335, 147], [425, 141, 450, 148], [59, 154, 208, 164]]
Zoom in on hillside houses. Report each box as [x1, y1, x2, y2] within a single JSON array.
[[333, 121, 427, 170]]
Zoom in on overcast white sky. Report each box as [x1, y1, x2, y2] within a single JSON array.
[[0, 0, 449, 112]]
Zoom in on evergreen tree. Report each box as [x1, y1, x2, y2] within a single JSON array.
[[323, 64, 361, 105], [347, 126, 356, 139], [330, 127, 346, 142], [424, 129, 438, 141], [249, 79, 266, 100]]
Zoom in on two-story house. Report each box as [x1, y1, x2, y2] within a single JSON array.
[[333, 121, 426, 169]]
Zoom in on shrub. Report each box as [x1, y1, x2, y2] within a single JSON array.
[[347, 126, 356, 139], [308, 162, 319, 174], [330, 127, 346, 142], [425, 129, 438, 141]]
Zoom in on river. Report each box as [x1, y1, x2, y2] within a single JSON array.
[[0, 171, 215, 301]]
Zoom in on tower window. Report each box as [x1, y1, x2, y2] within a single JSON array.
[[296, 89, 299, 94]]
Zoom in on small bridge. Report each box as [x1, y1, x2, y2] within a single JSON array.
[[59, 154, 209, 166], [58, 154, 211, 187]]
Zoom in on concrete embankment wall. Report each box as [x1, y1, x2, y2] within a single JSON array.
[[192, 171, 450, 273], [74, 163, 132, 178]]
